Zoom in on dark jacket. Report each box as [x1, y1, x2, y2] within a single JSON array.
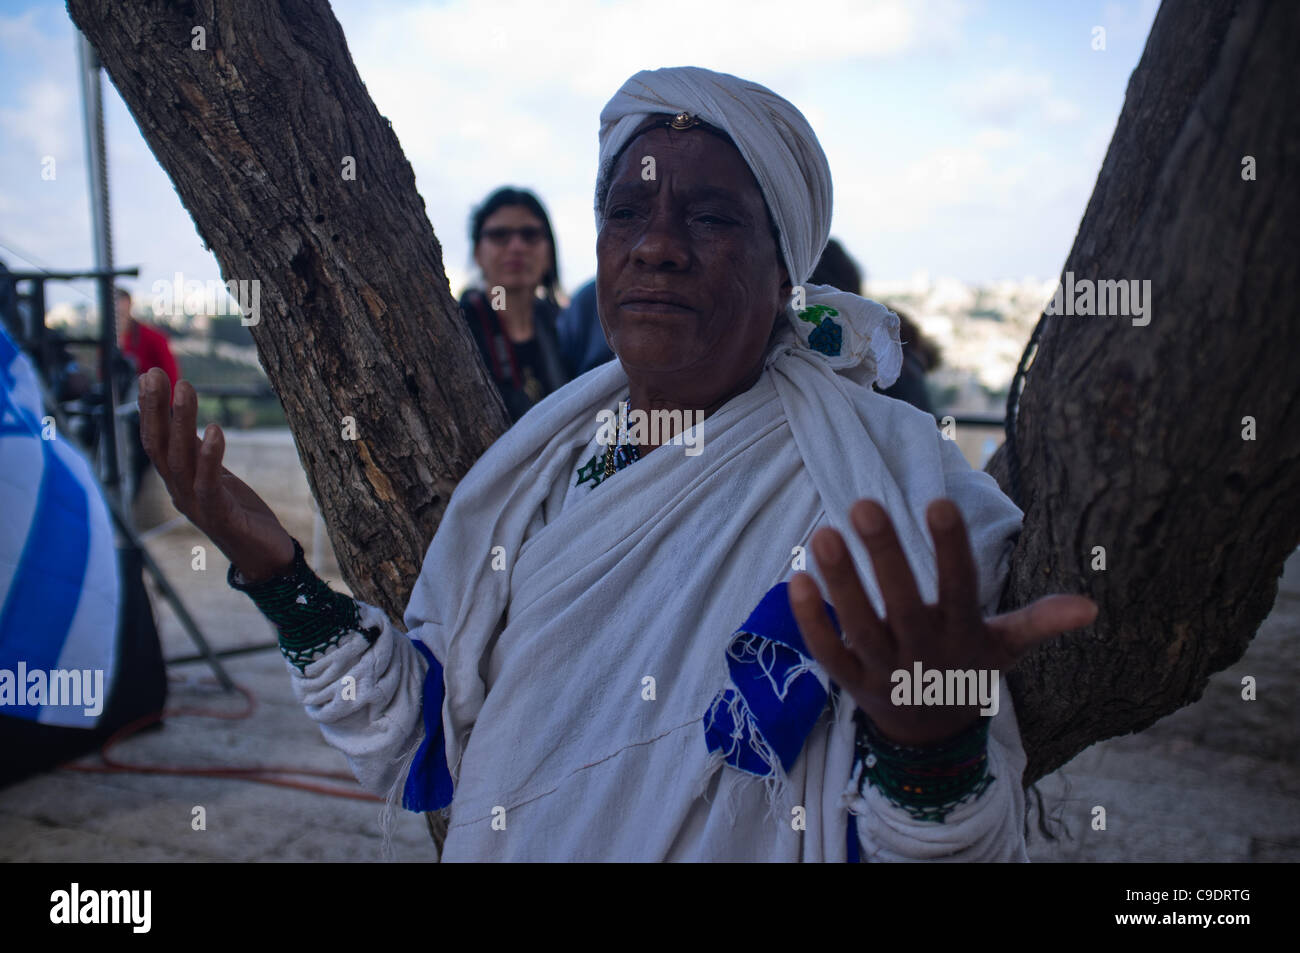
[[556, 278, 615, 376], [880, 346, 936, 418], [459, 289, 571, 423]]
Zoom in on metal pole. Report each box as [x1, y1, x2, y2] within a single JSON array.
[[77, 31, 122, 508], [30, 280, 48, 376]]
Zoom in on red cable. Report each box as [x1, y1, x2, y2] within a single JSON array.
[[59, 675, 383, 803]]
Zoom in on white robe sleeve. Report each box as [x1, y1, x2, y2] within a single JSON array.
[[850, 433, 1030, 861], [848, 693, 1030, 862], [283, 600, 430, 799]]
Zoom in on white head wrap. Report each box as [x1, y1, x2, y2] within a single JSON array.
[[596, 66, 901, 388]]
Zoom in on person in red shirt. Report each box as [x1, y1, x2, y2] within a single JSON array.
[[115, 288, 180, 494], [116, 288, 178, 399]]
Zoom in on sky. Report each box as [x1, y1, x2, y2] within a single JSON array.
[[0, 0, 1160, 310]]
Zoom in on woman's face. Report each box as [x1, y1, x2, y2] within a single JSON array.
[[596, 125, 790, 408], [473, 205, 552, 293]]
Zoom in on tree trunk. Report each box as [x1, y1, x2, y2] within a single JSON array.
[[67, 0, 1299, 784], [986, 0, 1300, 782], [66, 0, 511, 621]]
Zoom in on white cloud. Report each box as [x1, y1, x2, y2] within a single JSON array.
[[344, 0, 970, 98], [0, 0, 1145, 302], [954, 66, 1080, 127], [955, 66, 1048, 124], [0, 78, 78, 158], [336, 0, 975, 290], [971, 127, 1022, 150], [1043, 96, 1082, 123], [0, 9, 45, 52]]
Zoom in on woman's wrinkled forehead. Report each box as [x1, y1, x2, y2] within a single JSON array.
[[595, 117, 782, 244], [597, 116, 736, 209]]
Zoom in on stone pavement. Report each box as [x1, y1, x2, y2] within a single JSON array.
[[0, 652, 434, 862], [1, 430, 1295, 862], [1026, 554, 1300, 861]]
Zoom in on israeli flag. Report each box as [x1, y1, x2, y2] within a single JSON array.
[[0, 327, 120, 727]]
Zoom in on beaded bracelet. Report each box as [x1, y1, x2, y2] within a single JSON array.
[[852, 708, 994, 823], [227, 539, 375, 671]]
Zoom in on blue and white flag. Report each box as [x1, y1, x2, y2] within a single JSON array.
[[0, 327, 119, 728]]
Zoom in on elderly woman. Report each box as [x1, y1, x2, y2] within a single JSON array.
[[137, 67, 1094, 861]]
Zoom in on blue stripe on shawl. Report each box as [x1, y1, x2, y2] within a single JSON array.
[[0, 349, 92, 721], [703, 581, 840, 775], [401, 638, 455, 812]]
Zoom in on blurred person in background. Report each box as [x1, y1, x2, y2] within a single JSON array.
[[116, 287, 179, 400], [115, 287, 179, 496], [45, 329, 93, 403], [810, 239, 939, 418], [459, 187, 571, 422], [557, 277, 615, 377]]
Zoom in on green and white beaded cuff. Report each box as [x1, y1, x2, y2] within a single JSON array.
[[852, 708, 994, 824], [227, 539, 375, 671]]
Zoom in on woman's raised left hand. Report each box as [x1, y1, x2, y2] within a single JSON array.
[[789, 498, 1097, 747]]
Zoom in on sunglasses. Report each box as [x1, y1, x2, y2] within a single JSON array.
[[481, 226, 547, 246]]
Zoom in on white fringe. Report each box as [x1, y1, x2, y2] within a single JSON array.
[[702, 687, 791, 825], [379, 733, 428, 862]]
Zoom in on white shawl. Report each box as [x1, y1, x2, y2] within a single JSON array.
[[386, 342, 1025, 861]]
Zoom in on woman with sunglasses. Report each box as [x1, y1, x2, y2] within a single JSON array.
[[460, 187, 572, 422]]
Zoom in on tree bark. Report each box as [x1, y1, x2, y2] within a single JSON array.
[[67, 0, 1299, 784], [66, 0, 511, 621], [986, 0, 1300, 782]]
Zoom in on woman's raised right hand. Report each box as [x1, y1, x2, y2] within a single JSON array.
[[137, 367, 296, 583]]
